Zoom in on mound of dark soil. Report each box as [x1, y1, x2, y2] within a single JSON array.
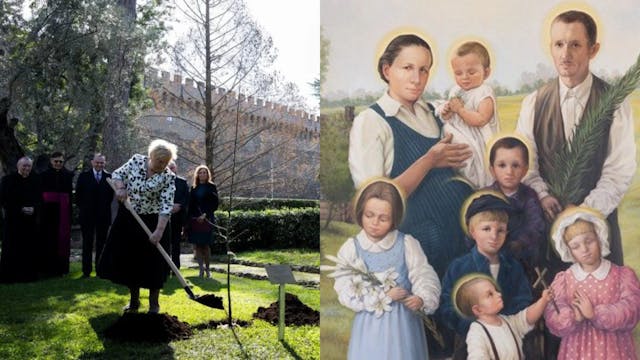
[[252, 293, 319, 326], [103, 313, 192, 342]]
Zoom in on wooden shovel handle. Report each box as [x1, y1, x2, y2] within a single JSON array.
[[106, 178, 191, 291]]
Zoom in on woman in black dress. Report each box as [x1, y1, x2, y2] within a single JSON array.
[[98, 139, 177, 314]]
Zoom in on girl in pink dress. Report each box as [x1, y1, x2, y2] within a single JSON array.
[[545, 207, 640, 360]]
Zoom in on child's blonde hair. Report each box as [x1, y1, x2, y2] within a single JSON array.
[[455, 41, 490, 68], [461, 190, 513, 237], [563, 219, 595, 243], [453, 273, 500, 319], [354, 179, 404, 229], [551, 207, 611, 263], [468, 210, 509, 232]]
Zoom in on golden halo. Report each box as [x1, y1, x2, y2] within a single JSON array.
[[541, 4, 603, 59], [549, 206, 608, 260], [483, 132, 535, 177], [459, 189, 509, 237], [352, 176, 407, 225], [375, 27, 439, 78], [446, 37, 496, 79], [451, 272, 501, 319], [550, 206, 605, 237]]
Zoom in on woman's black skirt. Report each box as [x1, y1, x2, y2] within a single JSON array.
[[97, 205, 171, 289]]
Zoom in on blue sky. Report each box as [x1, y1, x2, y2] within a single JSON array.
[[321, 0, 640, 98]]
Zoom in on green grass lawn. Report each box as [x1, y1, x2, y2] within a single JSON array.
[[0, 262, 319, 359], [320, 90, 640, 358], [223, 249, 320, 268]]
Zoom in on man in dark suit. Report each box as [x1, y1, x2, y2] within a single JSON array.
[[75, 153, 113, 277], [168, 160, 189, 270]]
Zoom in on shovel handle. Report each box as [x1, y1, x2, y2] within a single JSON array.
[[107, 178, 193, 295]]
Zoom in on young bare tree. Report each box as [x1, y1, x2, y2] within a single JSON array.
[[163, 0, 318, 326], [166, 0, 315, 198]]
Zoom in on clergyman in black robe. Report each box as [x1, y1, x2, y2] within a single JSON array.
[[0, 156, 42, 283]]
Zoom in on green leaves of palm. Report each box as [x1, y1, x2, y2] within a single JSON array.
[[548, 53, 640, 205]]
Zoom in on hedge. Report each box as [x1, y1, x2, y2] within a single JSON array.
[[217, 197, 319, 211], [211, 207, 319, 252]]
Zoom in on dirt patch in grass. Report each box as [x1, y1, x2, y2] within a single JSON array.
[[192, 319, 252, 330], [252, 293, 319, 326], [104, 313, 192, 342]]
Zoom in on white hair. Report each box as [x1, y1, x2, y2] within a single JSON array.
[[148, 139, 178, 161]]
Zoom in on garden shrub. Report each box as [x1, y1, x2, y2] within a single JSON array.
[[212, 207, 319, 252], [217, 197, 319, 211]]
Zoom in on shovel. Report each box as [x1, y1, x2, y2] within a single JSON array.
[[107, 178, 223, 310]]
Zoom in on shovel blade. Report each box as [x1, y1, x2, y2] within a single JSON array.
[[195, 294, 224, 309]]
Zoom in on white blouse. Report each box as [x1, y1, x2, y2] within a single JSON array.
[[467, 310, 532, 360], [333, 229, 441, 314], [112, 154, 176, 216], [348, 92, 441, 188]]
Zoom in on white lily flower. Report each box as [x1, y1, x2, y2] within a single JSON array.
[[375, 268, 399, 291], [352, 257, 368, 274], [325, 269, 355, 278], [365, 290, 392, 318], [324, 254, 347, 267], [347, 275, 370, 298], [345, 294, 366, 312], [319, 265, 336, 272]]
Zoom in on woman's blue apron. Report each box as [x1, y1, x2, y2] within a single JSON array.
[[370, 103, 472, 279]]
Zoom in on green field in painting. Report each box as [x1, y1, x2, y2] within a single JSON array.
[[320, 91, 640, 359]]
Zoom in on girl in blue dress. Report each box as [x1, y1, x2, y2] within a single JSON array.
[[333, 179, 441, 359]]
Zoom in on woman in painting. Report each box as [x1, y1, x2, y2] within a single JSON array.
[[349, 33, 472, 279], [348, 34, 473, 356]]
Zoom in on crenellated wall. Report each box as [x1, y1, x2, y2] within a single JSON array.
[[138, 68, 320, 199]]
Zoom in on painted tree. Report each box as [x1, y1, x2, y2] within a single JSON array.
[[319, 108, 354, 229], [319, 31, 353, 227]]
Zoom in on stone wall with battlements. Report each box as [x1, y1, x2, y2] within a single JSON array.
[[138, 69, 319, 199]]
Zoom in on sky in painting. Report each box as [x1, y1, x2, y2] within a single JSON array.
[[321, 0, 640, 98]]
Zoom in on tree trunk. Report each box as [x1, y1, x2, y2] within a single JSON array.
[[102, 0, 136, 170], [204, 0, 214, 171], [0, 97, 24, 175], [323, 202, 335, 230]]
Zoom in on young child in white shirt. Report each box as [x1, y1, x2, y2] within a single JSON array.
[[438, 41, 499, 188], [332, 178, 440, 359], [454, 273, 553, 360]]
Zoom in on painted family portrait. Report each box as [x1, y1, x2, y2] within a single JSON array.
[[320, 0, 640, 359]]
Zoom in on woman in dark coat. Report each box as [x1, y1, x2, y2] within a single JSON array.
[[187, 165, 218, 278], [97, 139, 176, 314]]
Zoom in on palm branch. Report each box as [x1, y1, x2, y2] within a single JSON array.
[[548, 53, 640, 205]]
